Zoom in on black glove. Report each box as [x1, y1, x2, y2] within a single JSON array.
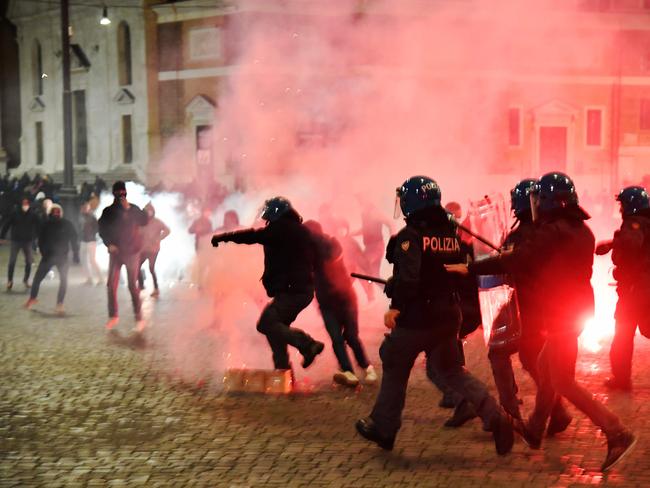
[[211, 234, 223, 247], [384, 276, 394, 298]]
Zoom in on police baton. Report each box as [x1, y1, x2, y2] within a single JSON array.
[[447, 214, 502, 254], [350, 272, 388, 286]]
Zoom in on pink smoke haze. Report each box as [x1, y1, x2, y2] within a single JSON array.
[[146, 0, 627, 384]]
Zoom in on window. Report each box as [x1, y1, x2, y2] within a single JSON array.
[[35, 122, 43, 165], [508, 108, 521, 146], [117, 22, 132, 86], [122, 115, 133, 163], [641, 99, 650, 131], [586, 108, 603, 147], [73, 90, 87, 165], [32, 40, 43, 96]]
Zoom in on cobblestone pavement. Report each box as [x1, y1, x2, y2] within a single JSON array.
[[2, 246, 650, 487]]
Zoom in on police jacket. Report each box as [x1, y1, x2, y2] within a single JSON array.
[[38, 217, 79, 262], [470, 206, 594, 334], [500, 215, 538, 316], [387, 206, 464, 330], [98, 201, 148, 255], [0, 208, 39, 242], [80, 213, 98, 243], [611, 208, 650, 291], [310, 230, 354, 307], [218, 213, 315, 297]]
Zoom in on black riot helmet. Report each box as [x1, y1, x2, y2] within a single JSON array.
[[530, 172, 579, 218], [260, 196, 295, 223], [395, 176, 441, 218], [510, 178, 536, 219], [617, 186, 650, 217]]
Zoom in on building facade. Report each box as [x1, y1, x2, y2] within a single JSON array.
[[3, 0, 650, 194], [7, 0, 153, 182]]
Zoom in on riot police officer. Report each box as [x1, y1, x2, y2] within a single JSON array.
[[355, 176, 515, 456], [485, 179, 571, 434], [211, 197, 324, 371], [447, 172, 635, 472], [597, 186, 650, 391]]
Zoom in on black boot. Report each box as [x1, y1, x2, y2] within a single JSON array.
[[602, 429, 636, 472], [355, 418, 395, 451], [444, 399, 478, 428]]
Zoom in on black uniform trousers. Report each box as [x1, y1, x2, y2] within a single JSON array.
[[488, 331, 568, 421], [30, 256, 69, 304], [257, 291, 317, 370], [319, 293, 370, 372], [610, 287, 650, 384], [370, 325, 501, 438], [529, 332, 623, 437]]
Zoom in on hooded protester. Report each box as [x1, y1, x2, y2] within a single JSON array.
[[24, 204, 79, 315], [138, 203, 171, 297]]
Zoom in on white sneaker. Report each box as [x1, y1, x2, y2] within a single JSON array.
[[333, 371, 360, 387], [365, 365, 378, 383], [134, 320, 147, 333]]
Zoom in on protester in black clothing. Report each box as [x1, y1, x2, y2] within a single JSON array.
[[212, 197, 324, 371], [305, 220, 375, 387], [598, 186, 650, 392], [356, 176, 514, 456], [98, 181, 149, 332], [1, 197, 39, 290], [25, 204, 79, 315], [447, 172, 635, 472]]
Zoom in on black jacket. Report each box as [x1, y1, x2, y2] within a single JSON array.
[[98, 201, 148, 255], [310, 230, 354, 307], [1, 208, 39, 242], [38, 217, 79, 261], [387, 206, 464, 330], [217, 215, 315, 297], [611, 208, 650, 291], [470, 206, 594, 335]]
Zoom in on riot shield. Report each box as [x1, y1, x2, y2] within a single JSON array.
[[467, 194, 521, 350]]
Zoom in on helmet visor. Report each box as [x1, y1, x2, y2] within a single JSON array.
[[393, 191, 404, 219], [530, 192, 540, 222]]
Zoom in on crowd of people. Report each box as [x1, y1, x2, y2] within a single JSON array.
[[3, 168, 649, 473], [210, 171, 646, 473]]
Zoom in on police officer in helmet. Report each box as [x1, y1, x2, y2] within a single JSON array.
[[597, 186, 650, 392], [482, 179, 571, 431], [356, 176, 515, 456], [447, 172, 635, 472], [211, 197, 325, 371]]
